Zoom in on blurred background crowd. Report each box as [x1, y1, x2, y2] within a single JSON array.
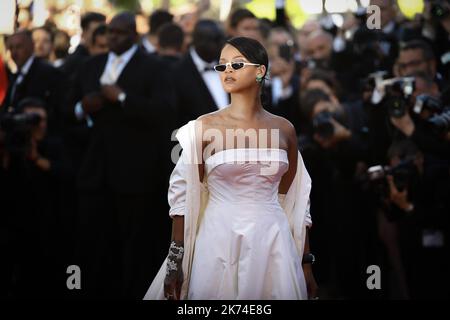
[[0, 0, 449, 300]]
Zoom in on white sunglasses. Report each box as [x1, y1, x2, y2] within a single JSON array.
[[214, 62, 260, 72]]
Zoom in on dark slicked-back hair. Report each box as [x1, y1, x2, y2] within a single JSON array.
[[149, 9, 174, 35], [229, 9, 256, 29], [300, 88, 331, 121], [81, 12, 106, 31], [225, 36, 268, 81], [400, 39, 435, 61], [158, 23, 184, 51]]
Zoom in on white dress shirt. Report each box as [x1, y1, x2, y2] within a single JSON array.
[[190, 47, 229, 109], [100, 44, 138, 85], [142, 37, 156, 54]]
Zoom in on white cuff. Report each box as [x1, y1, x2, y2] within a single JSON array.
[[74, 102, 85, 120], [333, 36, 346, 53]]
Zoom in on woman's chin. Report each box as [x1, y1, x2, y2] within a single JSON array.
[[224, 87, 239, 94], [223, 84, 246, 94]]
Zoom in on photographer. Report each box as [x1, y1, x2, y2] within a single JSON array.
[[395, 39, 447, 90], [366, 70, 449, 165], [375, 139, 449, 298], [300, 89, 368, 162], [298, 88, 370, 298], [388, 72, 450, 158], [264, 27, 302, 133], [1, 97, 65, 298], [1, 30, 67, 136]]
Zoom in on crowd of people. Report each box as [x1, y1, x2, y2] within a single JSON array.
[[0, 0, 449, 299]]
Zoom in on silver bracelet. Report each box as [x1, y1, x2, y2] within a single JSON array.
[[167, 241, 184, 260], [166, 241, 184, 277]]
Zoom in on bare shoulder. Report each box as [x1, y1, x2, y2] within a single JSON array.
[[196, 108, 228, 125], [264, 110, 297, 141]]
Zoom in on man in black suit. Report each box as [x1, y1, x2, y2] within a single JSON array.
[[141, 9, 173, 55], [1, 30, 66, 135], [69, 12, 173, 299], [59, 13, 107, 151], [60, 14, 107, 240], [60, 12, 106, 84], [157, 22, 184, 69], [172, 20, 229, 127]]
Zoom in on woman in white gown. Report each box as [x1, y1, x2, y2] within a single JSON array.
[[144, 37, 317, 300]]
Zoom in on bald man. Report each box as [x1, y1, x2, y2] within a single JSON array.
[[69, 12, 173, 299], [305, 30, 333, 63]]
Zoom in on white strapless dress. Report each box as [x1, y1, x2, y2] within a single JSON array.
[[187, 148, 308, 300]]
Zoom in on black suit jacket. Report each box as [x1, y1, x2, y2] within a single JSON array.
[[1, 57, 66, 133], [69, 48, 174, 193], [171, 52, 218, 127], [59, 45, 90, 85]]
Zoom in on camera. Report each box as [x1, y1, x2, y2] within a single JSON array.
[[411, 94, 450, 134], [369, 76, 415, 118], [300, 58, 329, 71], [367, 158, 416, 192], [413, 94, 444, 114], [383, 77, 415, 118], [312, 111, 335, 139], [1, 112, 41, 130], [427, 107, 450, 134], [279, 40, 294, 62]]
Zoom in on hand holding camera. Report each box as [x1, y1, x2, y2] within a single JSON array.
[[386, 175, 414, 213], [313, 116, 351, 149]]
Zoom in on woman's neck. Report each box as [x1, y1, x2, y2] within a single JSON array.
[[229, 88, 263, 120]]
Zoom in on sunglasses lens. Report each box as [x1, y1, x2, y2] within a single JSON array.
[[214, 64, 226, 72], [231, 62, 244, 70]]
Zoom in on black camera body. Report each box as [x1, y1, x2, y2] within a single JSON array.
[[411, 94, 450, 134], [312, 111, 335, 139], [368, 76, 415, 118], [279, 41, 294, 63], [428, 107, 450, 134], [368, 159, 416, 192], [413, 94, 444, 114], [367, 159, 417, 221], [382, 77, 415, 118]]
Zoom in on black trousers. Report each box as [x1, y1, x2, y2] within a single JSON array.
[[75, 189, 170, 299]]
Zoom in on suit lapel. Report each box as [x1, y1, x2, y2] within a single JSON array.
[[116, 49, 141, 87], [11, 58, 37, 107], [96, 54, 109, 86]]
